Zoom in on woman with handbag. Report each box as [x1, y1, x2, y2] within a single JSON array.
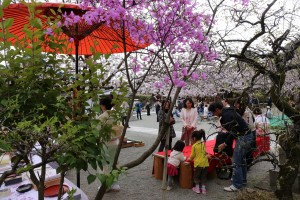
[[158, 99, 176, 152], [180, 97, 198, 145]]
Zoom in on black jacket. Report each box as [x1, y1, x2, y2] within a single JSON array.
[[220, 107, 251, 145]]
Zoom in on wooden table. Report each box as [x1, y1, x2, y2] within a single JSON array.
[[153, 136, 270, 189]]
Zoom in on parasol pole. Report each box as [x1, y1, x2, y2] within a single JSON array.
[[75, 39, 79, 74], [74, 35, 81, 187]]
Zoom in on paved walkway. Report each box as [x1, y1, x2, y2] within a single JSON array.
[[128, 111, 219, 139], [66, 111, 278, 200]]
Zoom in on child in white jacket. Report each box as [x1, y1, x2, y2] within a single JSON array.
[[166, 140, 186, 190]]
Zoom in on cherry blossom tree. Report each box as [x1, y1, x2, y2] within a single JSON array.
[[67, 0, 300, 199], [122, 0, 300, 199], [65, 0, 251, 198], [1, 0, 252, 199], [202, 0, 300, 199]]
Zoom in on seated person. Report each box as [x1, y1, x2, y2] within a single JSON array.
[[253, 107, 270, 136]]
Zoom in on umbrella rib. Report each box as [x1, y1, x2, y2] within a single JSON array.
[[91, 27, 144, 51]]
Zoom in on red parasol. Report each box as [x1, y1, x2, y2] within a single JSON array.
[[1, 2, 149, 73], [1, 3, 149, 188]]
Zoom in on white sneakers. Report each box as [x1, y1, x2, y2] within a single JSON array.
[[110, 183, 121, 192], [101, 183, 120, 192], [166, 186, 172, 191], [224, 185, 239, 192]]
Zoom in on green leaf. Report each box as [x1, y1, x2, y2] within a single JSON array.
[[30, 18, 42, 29], [0, 18, 13, 29], [1, 0, 12, 9], [50, 8, 57, 16], [85, 137, 95, 143], [104, 53, 111, 59], [96, 173, 106, 184], [0, 140, 11, 151], [90, 159, 97, 170], [87, 174, 96, 184], [106, 175, 114, 187]]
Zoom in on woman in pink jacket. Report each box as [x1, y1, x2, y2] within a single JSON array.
[[180, 97, 198, 145]]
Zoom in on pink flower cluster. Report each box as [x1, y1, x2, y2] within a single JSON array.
[[153, 64, 208, 89], [235, 0, 250, 6], [49, 0, 249, 90], [55, 1, 212, 53]]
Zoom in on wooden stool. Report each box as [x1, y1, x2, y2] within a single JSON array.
[[153, 155, 163, 180], [179, 162, 193, 189]]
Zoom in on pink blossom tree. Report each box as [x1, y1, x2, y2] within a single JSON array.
[[59, 0, 252, 198], [0, 0, 253, 199]]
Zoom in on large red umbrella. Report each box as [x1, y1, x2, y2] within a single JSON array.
[[1, 2, 149, 188], [1, 2, 149, 73]]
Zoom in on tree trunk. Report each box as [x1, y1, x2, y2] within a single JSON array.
[[275, 124, 300, 200], [95, 184, 107, 200], [120, 87, 181, 169]]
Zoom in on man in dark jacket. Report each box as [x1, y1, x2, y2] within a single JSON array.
[[208, 101, 253, 192]]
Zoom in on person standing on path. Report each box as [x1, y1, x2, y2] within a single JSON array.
[[234, 98, 256, 170], [97, 95, 123, 192], [253, 107, 270, 136], [135, 100, 142, 120], [267, 96, 272, 108], [121, 101, 130, 128], [146, 101, 151, 116], [158, 99, 176, 152], [180, 97, 198, 145], [208, 101, 253, 192], [155, 101, 161, 122]]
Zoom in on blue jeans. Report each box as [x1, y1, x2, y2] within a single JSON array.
[[232, 132, 253, 189]]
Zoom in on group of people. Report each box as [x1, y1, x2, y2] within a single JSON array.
[[159, 96, 271, 194], [158, 97, 209, 193], [100, 93, 271, 194], [157, 97, 198, 151]]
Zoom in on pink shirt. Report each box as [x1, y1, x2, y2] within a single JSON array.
[[180, 107, 198, 128]]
